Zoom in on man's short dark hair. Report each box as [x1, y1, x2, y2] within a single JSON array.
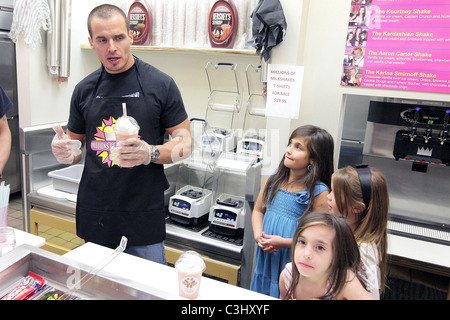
[[87, 4, 130, 38]]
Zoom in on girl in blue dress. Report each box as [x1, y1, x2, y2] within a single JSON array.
[[250, 125, 334, 298]]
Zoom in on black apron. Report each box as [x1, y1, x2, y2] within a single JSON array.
[[76, 61, 168, 246]]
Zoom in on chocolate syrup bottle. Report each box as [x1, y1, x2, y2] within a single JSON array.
[[128, 0, 153, 46], [209, 0, 239, 48]]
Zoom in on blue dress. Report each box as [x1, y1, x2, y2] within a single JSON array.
[[250, 181, 329, 298]]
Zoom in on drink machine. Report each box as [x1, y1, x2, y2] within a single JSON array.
[[203, 151, 262, 287], [208, 152, 261, 238], [168, 161, 214, 227], [340, 96, 450, 245]]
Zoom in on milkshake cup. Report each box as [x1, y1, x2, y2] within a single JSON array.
[[175, 251, 206, 299], [111, 103, 140, 163], [114, 115, 140, 142]]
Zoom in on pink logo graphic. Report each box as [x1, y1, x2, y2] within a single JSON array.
[[91, 116, 119, 167]]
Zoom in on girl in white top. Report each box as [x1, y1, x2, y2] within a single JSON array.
[[327, 166, 389, 299]]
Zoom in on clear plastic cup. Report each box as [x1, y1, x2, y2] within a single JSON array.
[[111, 116, 140, 163], [114, 116, 140, 142], [175, 251, 206, 299], [0, 227, 16, 257]]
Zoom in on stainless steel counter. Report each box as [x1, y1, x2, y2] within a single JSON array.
[[28, 191, 76, 217], [165, 222, 242, 262], [0, 244, 177, 300], [28, 189, 242, 262]]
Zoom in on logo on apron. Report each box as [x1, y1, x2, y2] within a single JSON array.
[[90, 116, 120, 167]]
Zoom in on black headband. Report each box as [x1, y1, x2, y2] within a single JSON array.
[[354, 164, 372, 209]]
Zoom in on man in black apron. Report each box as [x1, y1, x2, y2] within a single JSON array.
[[51, 4, 191, 264]]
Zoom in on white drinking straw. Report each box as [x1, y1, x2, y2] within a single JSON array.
[[122, 103, 127, 117]]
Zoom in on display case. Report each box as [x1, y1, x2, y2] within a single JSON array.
[[0, 245, 175, 299]]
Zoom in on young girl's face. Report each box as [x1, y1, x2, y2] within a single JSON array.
[[284, 136, 311, 171], [294, 225, 335, 279], [327, 183, 359, 229], [327, 189, 340, 216]]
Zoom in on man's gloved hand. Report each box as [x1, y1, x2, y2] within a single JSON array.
[[112, 138, 152, 167], [51, 125, 82, 164]]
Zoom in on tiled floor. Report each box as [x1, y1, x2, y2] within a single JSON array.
[[7, 192, 83, 252], [6, 193, 24, 231]]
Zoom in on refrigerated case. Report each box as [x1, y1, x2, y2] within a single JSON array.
[[0, 3, 20, 194]]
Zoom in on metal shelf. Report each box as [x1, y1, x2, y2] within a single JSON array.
[[80, 44, 256, 56]]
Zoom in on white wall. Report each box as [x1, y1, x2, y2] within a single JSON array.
[[16, 0, 98, 127], [16, 0, 450, 167]]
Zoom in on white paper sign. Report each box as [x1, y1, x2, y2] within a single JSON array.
[[266, 64, 304, 119]]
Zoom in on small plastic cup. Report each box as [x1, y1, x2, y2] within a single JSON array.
[[0, 227, 16, 257], [175, 251, 206, 299]]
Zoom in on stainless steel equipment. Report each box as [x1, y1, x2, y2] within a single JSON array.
[[166, 112, 263, 288], [0, 3, 20, 193], [165, 64, 264, 289], [208, 152, 261, 238], [165, 152, 261, 289], [340, 95, 450, 246], [21, 124, 69, 231], [210, 127, 237, 153], [238, 134, 265, 159], [168, 161, 214, 227], [0, 244, 175, 299], [209, 193, 245, 237], [200, 127, 235, 161], [203, 62, 243, 154], [237, 64, 267, 160], [163, 162, 178, 208], [47, 0, 71, 80]]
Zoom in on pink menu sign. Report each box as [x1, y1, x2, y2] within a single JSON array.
[[342, 0, 450, 93]]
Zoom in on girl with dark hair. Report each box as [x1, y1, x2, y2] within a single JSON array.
[[279, 211, 374, 300], [250, 125, 334, 298]]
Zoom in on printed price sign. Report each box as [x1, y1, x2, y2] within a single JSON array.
[[266, 64, 304, 119]]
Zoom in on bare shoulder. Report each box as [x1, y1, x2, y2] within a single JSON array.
[[336, 269, 375, 300]]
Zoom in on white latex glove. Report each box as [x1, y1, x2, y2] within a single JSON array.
[[51, 125, 82, 164], [111, 138, 152, 168]]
